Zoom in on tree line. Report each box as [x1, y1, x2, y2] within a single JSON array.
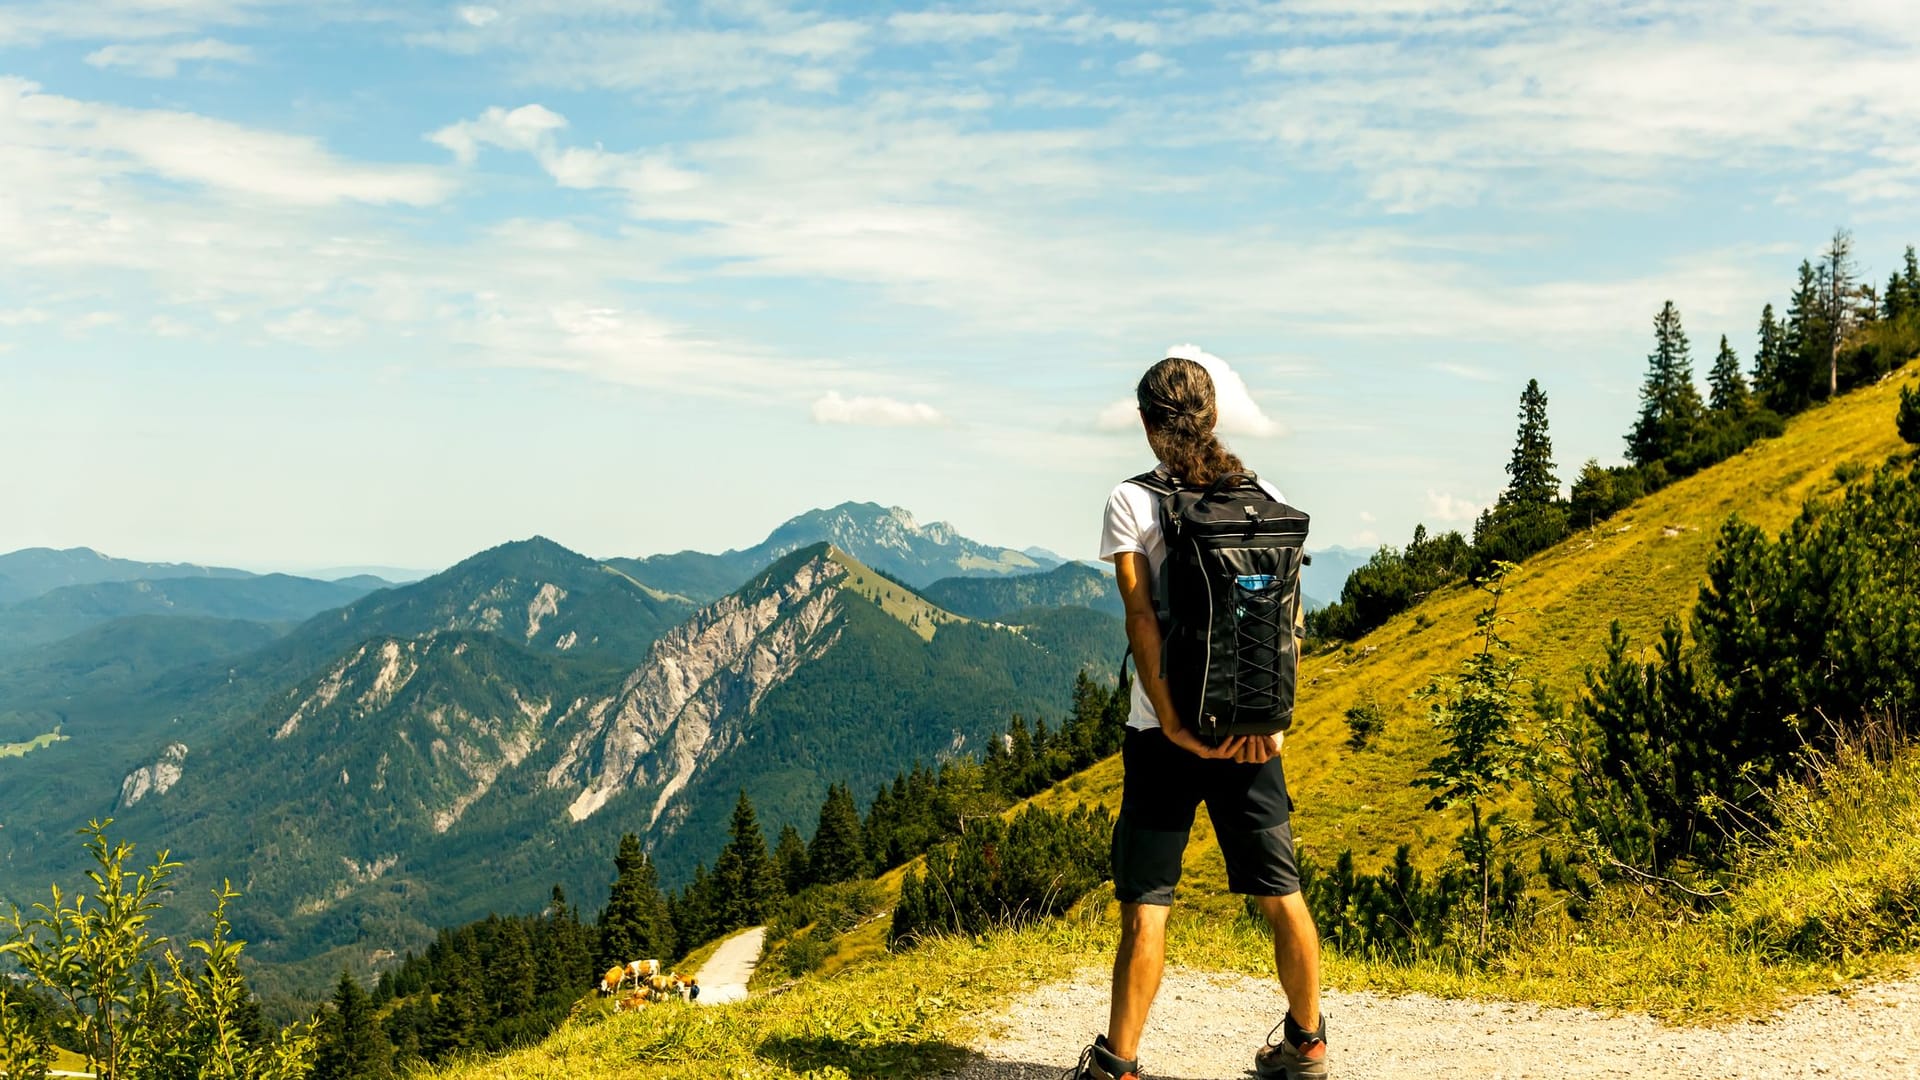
[[1310, 233, 1920, 646]]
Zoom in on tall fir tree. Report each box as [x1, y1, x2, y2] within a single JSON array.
[[808, 782, 868, 885], [774, 823, 811, 896], [1707, 334, 1751, 416], [1779, 260, 1828, 414], [1500, 379, 1559, 507], [598, 834, 674, 967], [313, 970, 393, 1080], [1751, 303, 1784, 405], [711, 791, 786, 932], [1626, 301, 1705, 466]]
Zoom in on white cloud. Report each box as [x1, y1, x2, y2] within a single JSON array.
[[85, 38, 253, 77], [1359, 510, 1377, 523], [457, 5, 499, 28], [1432, 361, 1497, 382], [428, 104, 567, 164], [1162, 345, 1284, 438], [0, 308, 51, 327], [2, 77, 452, 207], [1117, 51, 1177, 76], [1096, 398, 1139, 432], [1424, 490, 1483, 523], [1352, 529, 1380, 547], [811, 391, 944, 428]]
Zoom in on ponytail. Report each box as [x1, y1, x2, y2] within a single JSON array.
[[1136, 357, 1245, 486]]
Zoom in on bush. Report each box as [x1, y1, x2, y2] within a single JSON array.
[[1344, 692, 1386, 751], [1900, 386, 1920, 446], [1291, 844, 1528, 961], [889, 804, 1111, 946], [0, 820, 314, 1080]]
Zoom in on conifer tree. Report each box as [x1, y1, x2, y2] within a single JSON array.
[[1626, 301, 1705, 465], [1568, 459, 1614, 529], [774, 823, 811, 896], [711, 791, 785, 932], [1779, 260, 1828, 414], [313, 970, 392, 1080], [1707, 334, 1750, 416], [1751, 303, 1784, 405], [808, 783, 868, 885], [1500, 379, 1559, 507], [598, 834, 673, 967], [1414, 563, 1527, 953], [1900, 386, 1920, 446]]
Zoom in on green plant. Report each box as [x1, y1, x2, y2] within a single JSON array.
[[0, 986, 54, 1080], [1414, 562, 1529, 954], [1900, 385, 1920, 445], [1343, 692, 1386, 751], [1832, 459, 1867, 484], [0, 821, 313, 1080]]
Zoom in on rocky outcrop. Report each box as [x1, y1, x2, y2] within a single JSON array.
[[120, 743, 188, 808], [548, 552, 847, 826]]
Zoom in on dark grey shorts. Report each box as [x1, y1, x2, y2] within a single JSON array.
[[1111, 726, 1300, 905]]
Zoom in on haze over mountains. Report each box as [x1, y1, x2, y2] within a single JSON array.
[[0, 500, 1361, 993]]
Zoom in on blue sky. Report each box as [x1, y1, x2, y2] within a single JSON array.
[[4, 0, 1919, 572]]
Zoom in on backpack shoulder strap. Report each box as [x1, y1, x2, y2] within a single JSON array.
[[1125, 468, 1178, 497]]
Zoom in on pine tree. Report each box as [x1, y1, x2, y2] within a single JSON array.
[[1500, 379, 1558, 507], [1751, 303, 1784, 405], [1413, 563, 1528, 953], [1568, 459, 1613, 529], [807, 782, 868, 885], [1900, 386, 1920, 446], [711, 791, 785, 932], [1779, 260, 1828, 414], [313, 970, 393, 1080], [1626, 301, 1705, 466], [774, 823, 811, 896], [1707, 334, 1750, 416], [598, 834, 672, 968]]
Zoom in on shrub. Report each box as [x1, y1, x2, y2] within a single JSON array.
[[1344, 692, 1386, 751], [1291, 844, 1528, 961], [889, 804, 1111, 946], [1900, 385, 1920, 446], [0, 820, 314, 1080], [1833, 459, 1868, 484]]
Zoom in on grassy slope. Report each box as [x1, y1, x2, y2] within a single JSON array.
[[1026, 366, 1920, 904], [827, 548, 968, 642]]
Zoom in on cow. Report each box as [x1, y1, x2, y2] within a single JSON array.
[[598, 964, 627, 996]]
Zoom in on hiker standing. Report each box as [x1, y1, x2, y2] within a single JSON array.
[[1073, 356, 1328, 1080]]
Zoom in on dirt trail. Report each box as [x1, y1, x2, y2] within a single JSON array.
[[692, 925, 765, 1006], [945, 967, 1920, 1079]]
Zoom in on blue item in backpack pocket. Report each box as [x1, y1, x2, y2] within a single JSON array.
[[1234, 575, 1277, 618]]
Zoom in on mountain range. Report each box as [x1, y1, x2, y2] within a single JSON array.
[[0, 501, 1363, 996]]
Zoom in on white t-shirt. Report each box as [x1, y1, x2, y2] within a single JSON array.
[[1098, 467, 1287, 731]]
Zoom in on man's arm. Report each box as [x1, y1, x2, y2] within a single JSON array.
[[1114, 552, 1226, 759]]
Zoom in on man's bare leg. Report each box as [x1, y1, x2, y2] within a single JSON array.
[[1254, 892, 1322, 1031], [1105, 901, 1171, 1062]]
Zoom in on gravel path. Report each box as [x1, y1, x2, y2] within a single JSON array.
[[946, 967, 1920, 1079], [692, 925, 765, 1006]]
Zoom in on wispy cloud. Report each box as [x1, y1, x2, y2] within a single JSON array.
[[811, 391, 944, 427], [84, 37, 253, 77], [1432, 361, 1497, 382]]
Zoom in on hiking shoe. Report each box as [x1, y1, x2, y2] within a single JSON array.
[[1064, 1034, 1140, 1080], [1253, 1013, 1328, 1079]]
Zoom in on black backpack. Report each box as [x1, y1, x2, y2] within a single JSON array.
[[1127, 467, 1310, 744]]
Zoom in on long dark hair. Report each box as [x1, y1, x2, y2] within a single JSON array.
[[1136, 356, 1245, 486]]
